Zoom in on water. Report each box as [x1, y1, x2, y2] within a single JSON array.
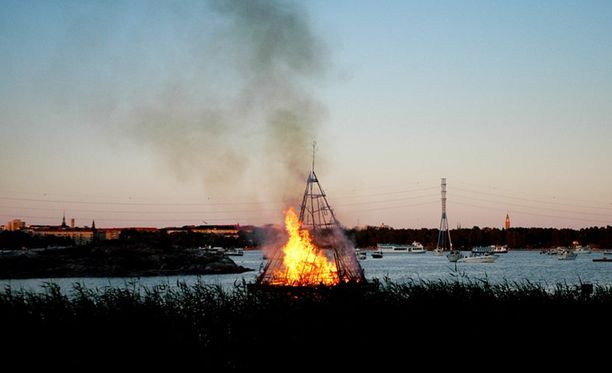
[[2, 250, 611, 292], [362, 251, 612, 286]]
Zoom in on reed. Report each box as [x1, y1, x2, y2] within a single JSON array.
[[1, 278, 611, 369]]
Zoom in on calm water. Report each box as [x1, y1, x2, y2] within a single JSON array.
[[2, 249, 611, 292]]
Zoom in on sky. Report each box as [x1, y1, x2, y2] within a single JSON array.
[[1, 0, 611, 229]]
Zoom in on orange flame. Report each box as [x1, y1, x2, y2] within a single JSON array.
[[272, 208, 340, 286]]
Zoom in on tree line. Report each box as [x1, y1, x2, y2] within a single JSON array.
[[344, 225, 612, 249], [3, 225, 612, 250]]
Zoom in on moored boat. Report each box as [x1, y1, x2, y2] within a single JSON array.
[[494, 245, 508, 254], [593, 257, 612, 262], [447, 250, 463, 262], [355, 249, 367, 260], [225, 247, 244, 256], [558, 249, 577, 260], [376, 242, 425, 253], [459, 253, 498, 263]]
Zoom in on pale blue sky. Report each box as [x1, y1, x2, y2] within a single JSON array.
[[1, 0, 611, 229]]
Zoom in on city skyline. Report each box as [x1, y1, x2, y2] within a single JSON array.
[[1, 1, 611, 229]]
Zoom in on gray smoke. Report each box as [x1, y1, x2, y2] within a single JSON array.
[[128, 0, 328, 200]]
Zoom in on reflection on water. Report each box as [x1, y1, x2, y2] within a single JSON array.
[[2, 250, 611, 292]]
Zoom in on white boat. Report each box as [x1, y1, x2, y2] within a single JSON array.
[[572, 245, 591, 254], [472, 245, 495, 254], [371, 249, 384, 259], [547, 247, 565, 255], [376, 244, 395, 252], [459, 253, 498, 263], [603, 250, 612, 256], [455, 247, 498, 263], [558, 249, 577, 260], [407, 241, 426, 253], [494, 245, 508, 254], [225, 247, 244, 256], [377, 242, 425, 254]]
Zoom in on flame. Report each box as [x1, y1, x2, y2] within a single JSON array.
[[272, 208, 340, 286]]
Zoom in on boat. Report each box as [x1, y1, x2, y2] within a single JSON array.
[[572, 241, 591, 254], [376, 243, 395, 252], [494, 245, 508, 254], [432, 248, 447, 256], [447, 250, 463, 262], [377, 242, 425, 253], [593, 257, 612, 262], [355, 249, 367, 260], [407, 241, 426, 253], [573, 246, 591, 254], [604, 250, 612, 256], [452, 246, 498, 263], [472, 245, 495, 254], [546, 247, 564, 255], [557, 249, 577, 260], [459, 252, 498, 263], [371, 249, 384, 259], [225, 247, 244, 256]]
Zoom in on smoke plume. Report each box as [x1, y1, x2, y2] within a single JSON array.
[[127, 0, 328, 202]]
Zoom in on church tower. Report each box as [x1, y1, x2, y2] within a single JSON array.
[[61, 212, 68, 229], [505, 213, 511, 230]]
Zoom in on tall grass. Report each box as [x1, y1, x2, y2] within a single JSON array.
[[1, 279, 611, 369]]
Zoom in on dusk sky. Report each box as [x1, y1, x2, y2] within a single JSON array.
[[1, 0, 611, 229]]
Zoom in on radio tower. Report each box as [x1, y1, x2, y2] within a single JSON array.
[[435, 178, 453, 254]]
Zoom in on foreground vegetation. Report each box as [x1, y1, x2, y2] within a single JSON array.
[[1, 279, 611, 369]]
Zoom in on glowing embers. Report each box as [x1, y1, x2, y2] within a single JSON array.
[[265, 208, 341, 286]]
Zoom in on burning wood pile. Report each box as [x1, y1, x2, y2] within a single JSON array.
[[256, 165, 365, 287]]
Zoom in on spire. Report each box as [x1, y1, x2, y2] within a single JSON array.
[[61, 212, 68, 228], [505, 212, 511, 230], [92, 220, 96, 230]]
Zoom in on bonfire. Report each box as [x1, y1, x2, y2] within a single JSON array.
[[262, 208, 340, 286]]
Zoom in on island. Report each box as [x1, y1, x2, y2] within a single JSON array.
[[0, 243, 252, 279]]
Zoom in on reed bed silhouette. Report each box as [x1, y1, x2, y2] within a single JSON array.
[[1, 278, 610, 370]]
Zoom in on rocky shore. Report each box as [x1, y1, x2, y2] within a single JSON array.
[[0, 244, 252, 279]]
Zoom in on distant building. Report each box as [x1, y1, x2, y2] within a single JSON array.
[[30, 228, 94, 245], [6, 219, 26, 231], [505, 213, 511, 230], [95, 228, 122, 241], [27, 215, 93, 245]]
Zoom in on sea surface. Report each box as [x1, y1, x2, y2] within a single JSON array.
[[2, 249, 611, 292]]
